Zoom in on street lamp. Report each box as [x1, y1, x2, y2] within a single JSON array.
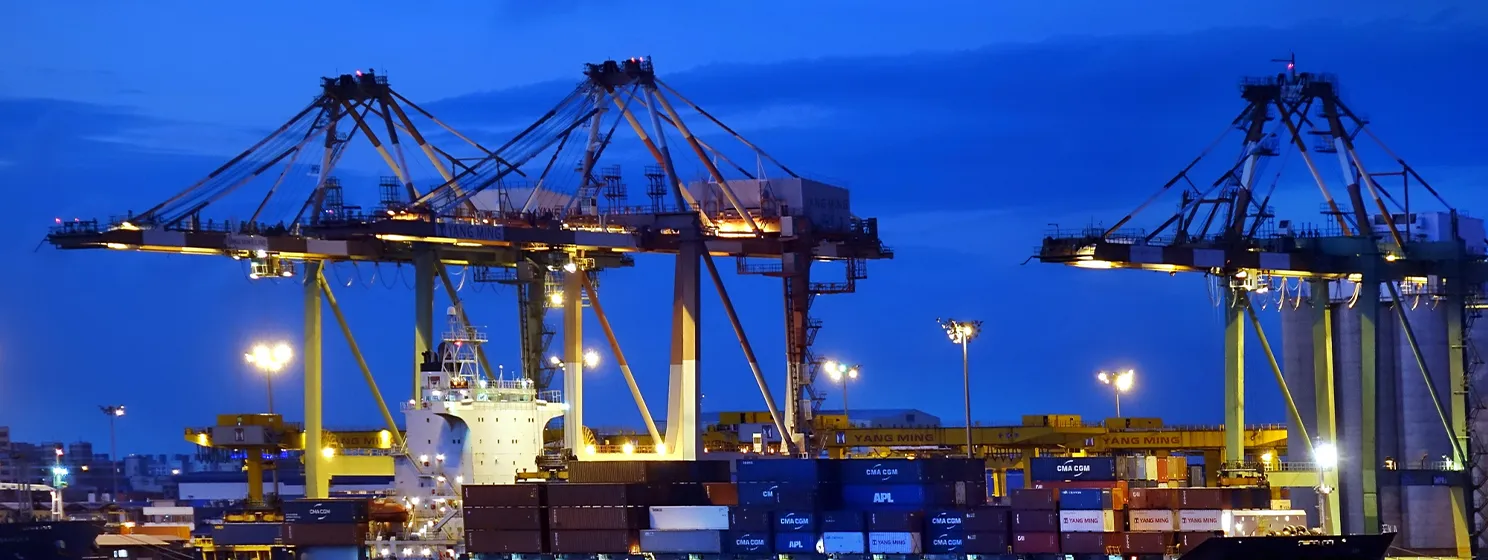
[[245, 342, 293, 414], [823, 361, 860, 425], [1315, 441, 1338, 534], [1096, 369, 1135, 417], [938, 318, 982, 458], [99, 405, 125, 502]]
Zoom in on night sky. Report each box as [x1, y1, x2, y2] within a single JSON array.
[[2, 1, 1486, 456]]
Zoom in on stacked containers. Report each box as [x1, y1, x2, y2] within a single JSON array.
[[281, 497, 369, 547], [1026, 456, 1120, 555], [1010, 488, 1059, 554], [834, 458, 987, 554], [564, 459, 732, 555], [1057, 488, 1123, 555], [730, 458, 821, 554], [463, 484, 546, 554]]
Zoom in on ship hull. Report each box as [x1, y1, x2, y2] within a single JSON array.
[[1179, 532, 1396, 560], [0, 520, 104, 560]]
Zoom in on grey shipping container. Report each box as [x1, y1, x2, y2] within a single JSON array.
[[463, 484, 543, 507], [466, 530, 546, 554], [819, 510, 864, 532], [1011, 510, 1058, 533], [211, 523, 282, 546], [549, 507, 647, 530], [728, 507, 772, 531], [639, 529, 723, 553], [464, 507, 544, 531], [723, 531, 772, 554], [547, 483, 663, 507], [549, 530, 638, 554], [282, 523, 367, 546], [867, 510, 923, 532], [962, 531, 1010, 554], [963, 506, 1010, 532], [282, 499, 368, 524]]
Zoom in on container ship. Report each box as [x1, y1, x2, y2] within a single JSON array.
[[196, 311, 1394, 560], [1, 483, 106, 560]]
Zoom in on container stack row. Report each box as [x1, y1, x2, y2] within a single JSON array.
[[279, 497, 370, 547]]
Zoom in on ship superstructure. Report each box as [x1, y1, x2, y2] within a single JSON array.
[[391, 306, 564, 543]]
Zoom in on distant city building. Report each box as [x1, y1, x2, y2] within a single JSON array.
[[0, 426, 12, 481]]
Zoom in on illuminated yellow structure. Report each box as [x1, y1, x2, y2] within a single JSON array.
[[184, 414, 397, 505]]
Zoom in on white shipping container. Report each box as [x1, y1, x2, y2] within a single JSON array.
[[1224, 510, 1309, 537], [821, 532, 866, 554], [1127, 509, 1176, 532], [1058, 510, 1116, 533], [648, 506, 731, 530], [868, 532, 922, 554], [1177, 509, 1226, 532]]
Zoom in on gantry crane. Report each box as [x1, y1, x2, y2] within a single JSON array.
[[1035, 60, 1481, 556], [46, 59, 891, 492]]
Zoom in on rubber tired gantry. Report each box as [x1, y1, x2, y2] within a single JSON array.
[[46, 59, 891, 493], [1035, 60, 1481, 555]]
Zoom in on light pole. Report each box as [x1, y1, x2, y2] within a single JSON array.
[[1097, 369, 1135, 417], [939, 318, 982, 458], [823, 361, 860, 425], [98, 405, 124, 502], [245, 342, 293, 414], [1314, 441, 1338, 534]]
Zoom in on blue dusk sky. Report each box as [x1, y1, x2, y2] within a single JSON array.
[[1, 1, 1486, 455]]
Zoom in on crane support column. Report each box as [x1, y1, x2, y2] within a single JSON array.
[[1356, 267, 1382, 533], [413, 247, 436, 402], [562, 267, 584, 457], [665, 236, 703, 459], [1224, 288, 1246, 464], [303, 261, 326, 499], [1311, 278, 1342, 535], [783, 251, 813, 454], [1445, 252, 1474, 557]]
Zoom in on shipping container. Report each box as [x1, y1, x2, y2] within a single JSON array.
[[282, 523, 366, 547], [1123, 531, 1173, 554], [647, 506, 729, 530], [1011, 532, 1060, 554], [962, 506, 1010, 532], [1141, 487, 1177, 509], [466, 530, 545, 554], [1177, 531, 1215, 552], [836, 459, 928, 484], [723, 531, 772, 554], [1059, 531, 1111, 554], [1011, 510, 1058, 532], [703, 482, 738, 506], [282, 499, 368, 524], [1179, 487, 1227, 509], [867, 531, 921, 554], [867, 510, 923, 532], [1188, 464, 1206, 487], [211, 523, 282, 546], [548, 507, 647, 530], [462, 484, 543, 507], [1176, 509, 1224, 532], [961, 531, 1010, 554], [819, 510, 864, 532], [1059, 509, 1118, 532], [838, 482, 983, 508], [728, 507, 772, 531], [1010, 488, 1056, 510], [549, 530, 638, 554], [774, 531, 816, 553], [772, 510, 815, 532], [923, 531, 967, 554], [736, 482, 819, 508], [1226, 509, 1308, 536], [820, 531, 866, 553], [736, 458, 822, 483], [547, 483, 658, 507], [568, 460, 730, 484], [1127, 509, 1176, 531], [925, 509, 964, 531], [464, 507, 544, 531], [1029, 457, 1117, 482], [639, 529, 722, 553], [1058, 488, 1115, 510]]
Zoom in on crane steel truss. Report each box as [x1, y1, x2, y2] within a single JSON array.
[[1035, 65, 1483, 556], [47, 60, 891, 484]]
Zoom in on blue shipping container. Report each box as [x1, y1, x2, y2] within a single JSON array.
[[1058, 488, 1112, 510], [1006, 470, 1025, 491], [774, 511, 816, 532], [738, 482, 818, 508], [212, 523, 283, 546], [840, 484, 927, 507], [736, 459, 820, 483], [923, 531, 966, 554], [819, 511, 865, 532], [1028, 457, 1117, 482], [836, 459, 926, 484], [775, 532, 816, 553], [282, 499, 367, 524], [925, 510, 965, 532], [724, 531, 773, 554]]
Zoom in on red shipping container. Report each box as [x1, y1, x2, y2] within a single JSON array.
[[462, 484, 543, 507], [549, 530, 639, 554], [1128, 488, 1150, 510], [464, 507, 544, 531], [548, 507, 647, 530], [703, 483, 738, 506], [1178, 488, 1226, 510], [963, 506, 1010, 532], [1177, 531, 1215, 552], [466, 530, 546, 554], [1012, 511, 1058, 532], [1146, 488, 1176, 509], [1029, 479, 1121, 490], [1011, 488, 1056, 510], [1060, 532, 1108, 554], [1012, 532, 1060, 554], [1123, 531, 1173, 554], [961, 532, 1009, 554]]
